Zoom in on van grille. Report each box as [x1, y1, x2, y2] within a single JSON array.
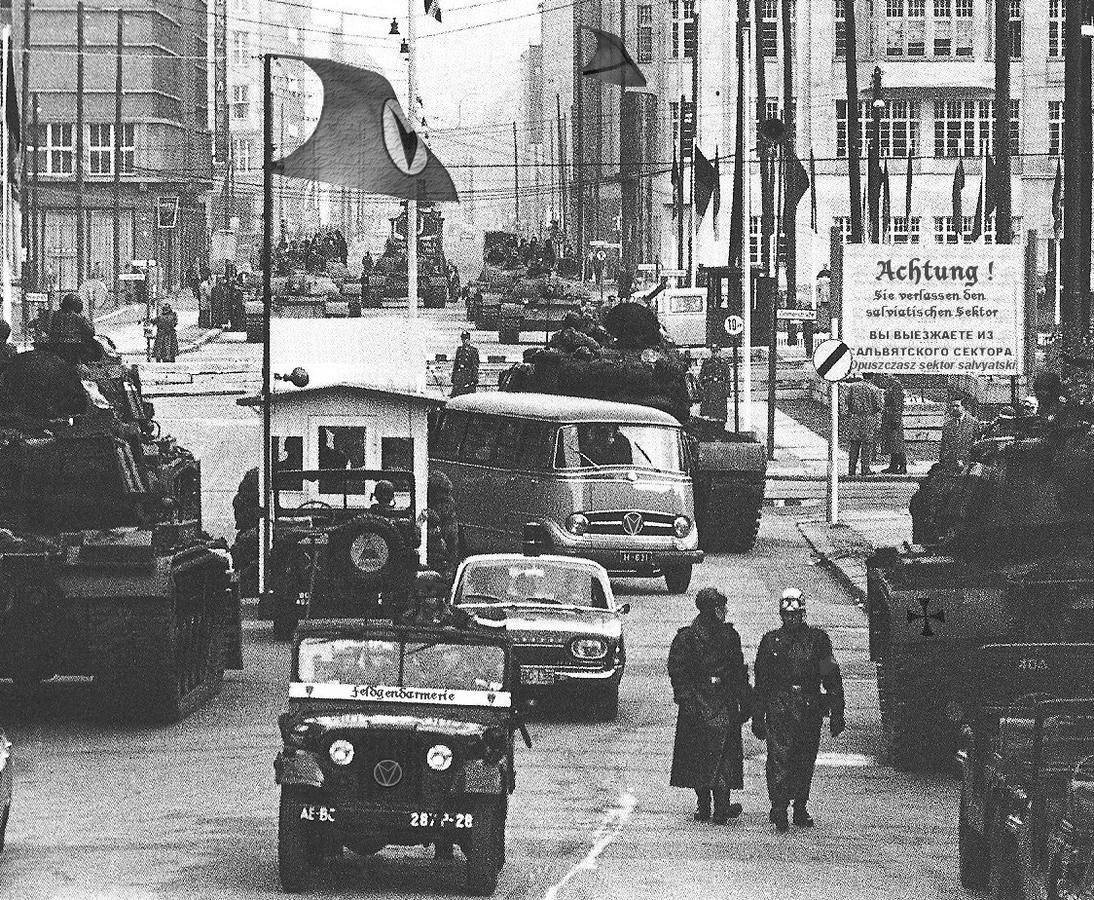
[[586, 511, 675, 536]]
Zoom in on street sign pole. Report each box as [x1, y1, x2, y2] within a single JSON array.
[[732, 337, 740, 432], [828, 317, 840, 524]]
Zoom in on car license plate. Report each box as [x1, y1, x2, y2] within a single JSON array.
[[410, 811, 475, 829], [299, 804, 336, 823], [521, 666, 556, 685], [620, 551, 652, 566]]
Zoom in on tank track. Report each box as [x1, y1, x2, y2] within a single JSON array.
[[698, 474, 764, 553]]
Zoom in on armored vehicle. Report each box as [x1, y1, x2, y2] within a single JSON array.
[[958, 694, 1094, 898], [497, 301, 766, 553], [0, 343, 240, 721], [868, 402, 1094, 770], [275, 618, 529, 894], [367, 203, 449, 308]]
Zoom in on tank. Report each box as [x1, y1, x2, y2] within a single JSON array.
[[368, 202, 449, 307], [498, 301, 767, 552], [867, 386, 1094, 770], [0, 342, 241, 722]]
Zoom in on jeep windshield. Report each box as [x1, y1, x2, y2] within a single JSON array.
[[454, 560, 609, 610], [296, 637, 506, 695]]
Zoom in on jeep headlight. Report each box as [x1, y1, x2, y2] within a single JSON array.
[[328, 739, 355, 766], [571, 637, 608, 660], [427, 744, 453, 771], [566, 513, 589, 536], [673, 515, 692, 538]]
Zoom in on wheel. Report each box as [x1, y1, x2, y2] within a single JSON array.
[[959, 795, 991, 891], [594, 684, 619, 721], [465, 799, 504, 896], [990, 833, 1022, 900], [0, 802, 8, 853], [664, 565, 693, 594], [278, 790, 316, 893]]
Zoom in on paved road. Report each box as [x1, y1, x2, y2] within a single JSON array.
[[0, 390, 962, 900]]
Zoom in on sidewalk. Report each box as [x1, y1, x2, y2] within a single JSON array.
[[797, 510, 913, 602], [97, 289, 223, 358]]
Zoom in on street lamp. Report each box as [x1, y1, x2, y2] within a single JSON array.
[[389, 18, 400, 35], [400, 38, 409, 54]]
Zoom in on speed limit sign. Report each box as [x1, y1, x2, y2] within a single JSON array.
[[723, 314, 744, 337]]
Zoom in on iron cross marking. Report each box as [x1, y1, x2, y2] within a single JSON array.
[[907, 598, 946, 637]]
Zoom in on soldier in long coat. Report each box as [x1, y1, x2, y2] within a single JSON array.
[[668, 588, 752, 823], [451, 331, 480, 397], [842, 374, 884, 475], [753, 588, 845, 833]]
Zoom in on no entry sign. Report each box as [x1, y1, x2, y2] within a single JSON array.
[[812, 339, 854, 382]]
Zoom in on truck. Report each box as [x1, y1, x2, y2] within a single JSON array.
[[0, 341, 241, 722]]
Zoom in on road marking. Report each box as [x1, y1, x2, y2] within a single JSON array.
[[759, 751, 876, 768], [543, 790, 637, 900]]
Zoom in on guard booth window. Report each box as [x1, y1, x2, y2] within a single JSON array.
[[272, 436, 303, 491], [316, 426, 368, 494]]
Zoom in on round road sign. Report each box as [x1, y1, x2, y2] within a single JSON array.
[[723, 314, 744, 337], [812, 339, 854, 382], [595, 249, 607, 261]]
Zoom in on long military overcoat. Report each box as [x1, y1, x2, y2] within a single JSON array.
[[668, 615, 752, 792]]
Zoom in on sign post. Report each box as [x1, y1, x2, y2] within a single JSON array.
[[724, 313, 745, 432], [812, 336, 854, 524]]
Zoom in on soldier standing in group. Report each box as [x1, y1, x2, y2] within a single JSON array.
[[938, 397, 982, 471], [668, 588, 753, 824], [752, 588, 845, 833], [842, 373, 883, 476], [451, 330, 480, 397]]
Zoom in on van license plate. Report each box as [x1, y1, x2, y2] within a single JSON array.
[[620, 551, 652, 566], [521, 666, 555, 685]]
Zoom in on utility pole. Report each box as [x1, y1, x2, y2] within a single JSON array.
[[844, 0, 862, 243], [573, 21, 585, 276], [513, 121, 519, 229], [868, 66, 882, 243], [993, 0, 1012, 245], [113, 9, 123, 300], [687, 5, 699, 286], [407, 0, 418, 317], [556, 95, 567, 236], [678, 92, 686, 273], [31, 93, 39, 306], [260, 52, 273, 598], [781, 0, 798, 344], [19, 0, 29, 291], [75, 0, 85, 292]]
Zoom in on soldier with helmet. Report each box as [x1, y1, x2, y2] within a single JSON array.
[[752, 588, 845, 833], [668, 587, 753, 824]]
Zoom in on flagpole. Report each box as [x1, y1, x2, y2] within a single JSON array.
[[407, 0, 418, 319], [741, 15, 753, 433], [260, 52, 273, 599], [1, 27, 12, 328]]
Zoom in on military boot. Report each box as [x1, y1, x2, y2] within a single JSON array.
[[694, 789, 712, 822], [792, 802, 815, 828], [769, 807, 789, 833], [712, 791, 742, 824]]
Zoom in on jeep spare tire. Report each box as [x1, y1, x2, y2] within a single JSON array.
[[329, 514, 407, 589]]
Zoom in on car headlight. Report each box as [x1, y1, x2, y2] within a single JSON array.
[[427, 743, 453, 771], [673, 515, 692, 538], [328, 739, 355, 766], [571, 637, 608, 660], [566, 513, 589, 536]]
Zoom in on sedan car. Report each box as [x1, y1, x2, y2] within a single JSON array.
[[0, 729, 10, 852], [450, 553, 628, 720]]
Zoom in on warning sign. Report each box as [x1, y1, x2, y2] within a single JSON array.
[[842, 245, 1024, 376]]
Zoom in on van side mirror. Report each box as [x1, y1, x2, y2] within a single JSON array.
[[618, 602, 631, 615]]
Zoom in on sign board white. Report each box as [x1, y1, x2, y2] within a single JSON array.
[[776, 308, 817, 322], [659, 268, 686, 277], [842, 245, 1024, 376], [724, 314, 745, 337]]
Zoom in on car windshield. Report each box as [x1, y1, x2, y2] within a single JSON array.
[[297, 637, 505, 692], [455, 561, 609, 609], [554, 423, 684, 473]]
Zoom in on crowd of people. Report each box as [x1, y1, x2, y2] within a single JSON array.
[[485, 232, 578, 278], [273, 229, 349, 276]]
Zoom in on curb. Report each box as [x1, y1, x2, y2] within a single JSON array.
[[797, 520, 869, 604], [179, 327, 224, 355]]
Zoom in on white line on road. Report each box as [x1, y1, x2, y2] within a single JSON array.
[[758, 751, 877, 768], [543, 790, 637, 900]]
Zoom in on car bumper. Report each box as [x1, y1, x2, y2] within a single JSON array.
[[548, 546, 704, 575], [517, 662, 624, 692], [287, 797, 490, 843]]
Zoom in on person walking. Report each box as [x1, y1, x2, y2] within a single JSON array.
[[842, 373, 883, 476], [151, 302, 179, 363], [450, 330, 480, 397], [876, 373, 908, 474], [668, 587, 753, 824], [938, 397, 982, 471], [752, 588, 845, 833], [198, 273, 213, 329]]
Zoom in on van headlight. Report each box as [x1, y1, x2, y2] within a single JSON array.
[[571, 637, 608, 660], [427, 744, 453, 771], [328, 739, 355, 766], [673, 516, 693, 538], [566, 513, 590, 536]]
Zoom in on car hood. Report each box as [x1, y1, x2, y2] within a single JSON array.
[[468, 604, 622, 639]]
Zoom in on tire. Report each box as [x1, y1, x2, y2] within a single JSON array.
[[594, 684, 619, 721], [990, 833, 1022, 900], [465, 799, 504, 896], [664, 565, 693, 594], [278, 790, 316, 893], [0, 803, 8, 853], [328, 514, 408, 591], [959, 796, 991, 891], [697, 476, 763, 554]]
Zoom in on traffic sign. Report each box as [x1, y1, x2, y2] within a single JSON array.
[[156, 197, 179, 229], [595, 250, 607, 261], [776, 308, 817, 322], [723, 314, 744, 337], [812, 339, 854, 382], [659, 268, 686, 277]]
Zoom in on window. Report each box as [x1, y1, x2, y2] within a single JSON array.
[[890, 216, 922, 243], [835, 0, 846, 56], [272, 436, 303, 491], [1009, 99, 1020, 157], [41, 123, 74, 175], [317, 425, 368, 495], [934, 99, 992, 158], [459, 415, 499, 466], [761, 0, 779, 57], [836, 100, 919, 158], [834, 215, 853, 244], [89, 124, 111, 175], [932, 214, 1019, 244], [380, 437, 413, 474], [1050, 0, 1064, 58], [230, 31, 249, 66], [232, 136, 253, 172], [750, 216, 787, 266], [232, 84, 249, 121], [1008, 0, 1021, 58], [670, 0, 696, 58], [636, 4, 653, 64], [432, 410, 468, 461], [1049, 101, 1064, 156]]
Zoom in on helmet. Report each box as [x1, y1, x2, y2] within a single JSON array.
[[779, 588, 805, 615], [373, 480, 395, 505], [695, 587, 728, 612]]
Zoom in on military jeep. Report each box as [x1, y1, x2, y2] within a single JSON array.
[[274, 618, 529, 895]]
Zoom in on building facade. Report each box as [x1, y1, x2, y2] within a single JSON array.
[[19, 0, 213, 295]]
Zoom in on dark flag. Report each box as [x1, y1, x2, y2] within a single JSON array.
[[784, 147, 810, 214], [580, 26, 647, 89], [951, 158, 965, 240], [905, 143, 913, 220], [712, 146, 721, 239], [425, 0, 442, 22], [1052, 158, 1063, 239], [4, 44, 17, 149], [970, 169, 985, 241], [671, 142, 681, 219], [882, 162, 891, 240], [272, 57, 457, 201], [693, 144, 717, 221], [809, 149, 817, 232]]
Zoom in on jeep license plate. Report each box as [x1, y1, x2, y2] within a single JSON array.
[[410, 811, 475, 828], [521, 666, 555, 685], [620, 551, 652, 566], [299, 805, 336, 823]]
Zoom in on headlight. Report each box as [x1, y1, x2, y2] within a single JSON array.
[[566, 513, 589, 536], [427, 743, 453, 771], [571, 637, 608, 660], [328, 739, 355, 766], [673, 515, 692, 538]]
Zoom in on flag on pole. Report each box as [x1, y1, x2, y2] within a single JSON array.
[[671, 141, 680, 219], [693, 144, 717, 221], [580, 26, 647, 89], [882, 162, 891, 240], [1052, 158, 1063, 239], [970, 168, 985, 241], [784, 146, 810, 214], [425, 0, 442, 22], [712, 145, 721, 240], [951, 158, 965, 240], [809, 149, 817, 232], [272, 57, 457, 201], [904, 143, 913, 220]]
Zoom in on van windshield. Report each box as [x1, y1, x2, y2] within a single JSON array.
[[554, 423, 684, 473]]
